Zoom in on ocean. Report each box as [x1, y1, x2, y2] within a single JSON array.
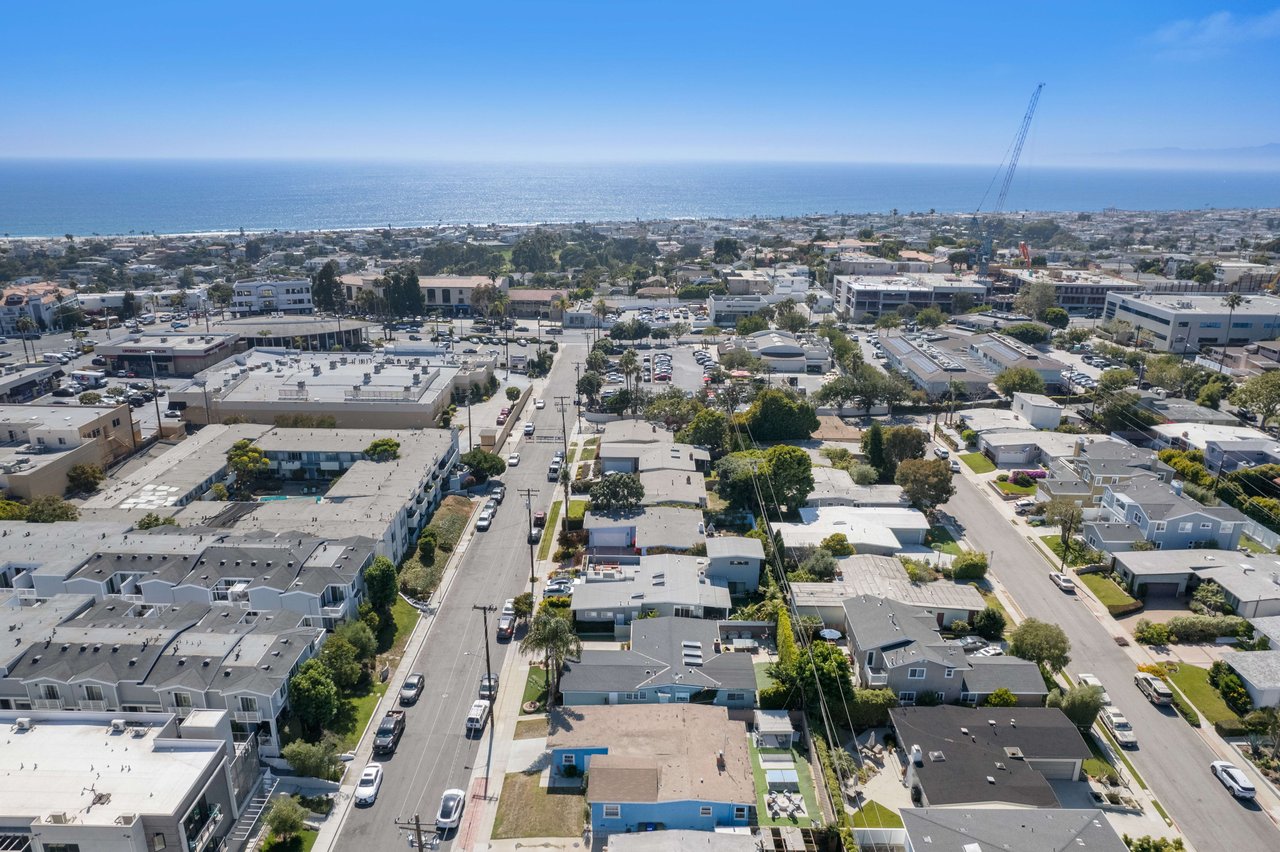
[[1, 159, 1278, 237]]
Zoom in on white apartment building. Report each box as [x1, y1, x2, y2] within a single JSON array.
[[0, 282, 80, 333], [829, 274, 987, 318], [1102, 292, 1280, 354], [229, 279, 313, 316]]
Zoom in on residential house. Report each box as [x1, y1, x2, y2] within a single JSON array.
[[1083, 475, 1247, 553], [1112, 549, 1280, 616], [0, 403, 142, 499], [899, 808, 1128, 852], [583, 507, 706, 555], [558, 617, 756, 708], [1133, 393, 1239, 426], [1226, 651, 1280, 708], [1038, 438, 1174, 508], [703, 536, 764, 593], [891, 706, 1091, 808], [773, 506, 929, 556], [805, 466, 907, 508], [1150, 422, 1280, 472], [571, 555, 730, 627], [1011, 392, 1064, 429], [0, 281, 80, 334], [546, 704, 755, 838], [791, 554, 984, 629]]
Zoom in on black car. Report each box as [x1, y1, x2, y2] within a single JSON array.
[[51, 387, 77, 397]]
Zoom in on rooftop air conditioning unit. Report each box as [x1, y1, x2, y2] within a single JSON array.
[[110, 719, 127, 732], [15, 718, 32, 731]]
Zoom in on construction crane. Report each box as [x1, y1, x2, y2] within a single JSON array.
[[974, 83, 1045, 277]]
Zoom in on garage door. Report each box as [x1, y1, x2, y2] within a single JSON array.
[[1141, 582, 1180, 597], [1029, 758, 1079, 780]]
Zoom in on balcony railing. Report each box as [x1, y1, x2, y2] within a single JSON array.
[[864, 668, 889, 687], [32, 698, 66, 710], [187, 804, 223, 852], [234, 710, 261, 724], [79, 699, 110, 712], [166, 705, 194, 718]]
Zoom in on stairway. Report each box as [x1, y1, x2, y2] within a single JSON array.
[[229, 771, 278, 849]]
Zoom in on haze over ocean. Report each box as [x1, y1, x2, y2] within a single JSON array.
[[3, 159, 1279, 237]]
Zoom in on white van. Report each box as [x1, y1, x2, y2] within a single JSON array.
[[466, 699, 491, 734]]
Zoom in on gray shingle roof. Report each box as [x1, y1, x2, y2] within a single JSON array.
[[901, 807, 1127, 852]]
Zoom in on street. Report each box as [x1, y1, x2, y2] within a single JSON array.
[[942, 473, 1280, 851], [335, 341, 585, 850]]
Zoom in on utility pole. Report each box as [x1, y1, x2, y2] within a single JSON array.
[[391, 814, 428, 850], [573, 362, 584, 431], [472, 604, 496, 696], [519, 487, 538, 594]]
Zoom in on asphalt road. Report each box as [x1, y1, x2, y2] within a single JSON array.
[[336, 341, 585, 850], [942, 472, 1279, 851]]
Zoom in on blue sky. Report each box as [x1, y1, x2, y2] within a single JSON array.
[[3, 1, 1278, 164]]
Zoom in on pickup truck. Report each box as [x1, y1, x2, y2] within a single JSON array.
[[373, 710, 406, 754]]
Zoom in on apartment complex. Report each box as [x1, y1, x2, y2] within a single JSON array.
[[1001, 269, 1143, 315], [829, 273, 987, 317], [1102, 292, 1280, 353], [0, 282, 80, 333], [0, 403, 141, 499]]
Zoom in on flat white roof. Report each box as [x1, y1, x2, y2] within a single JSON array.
[[1151, 421, 1275, 447], [0, 712, 223, 825]]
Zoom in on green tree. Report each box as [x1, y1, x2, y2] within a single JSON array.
[[363, 438, 401, 460], [77, 391, 103, 405], [1042, 306, 1070, 329], [883, 426, 928, 477], [914, 306, 946, 328], [741, 389, 819, 441], [505, 386, 521, 402], [460, 448, 507, 480], [24, 496, 79, 523], [820, 532, 855, 557], [1043, 498, 1084, 566], [1047, 684, 1105, 729], [972, 607, 1006, 641], [677, 408, 730, 456], [589, 473, 644, 511], [66, 463, 105, 494], [894, 458, 955, 512], [983, 688, 1018, 707], [335, 620, 377, 662], [1001, 322, 1050, 345], [994, 366, 1046, 397], [1098, 368, 1137, 393], [950, 550, 988, 580], [520, 612, 583, 705], [318, 635, 362, 691], [1122, 837, 1185, 852], [281, 740, 343, 781], [1095, 390, 1158, 433], [799, 548, 838, 581], [576, 371, 604, 405], [289, 658, 339, 739], [264, 794, 307, 840], [1013, 280, 1056, 319], [1009, 618, 1072, 671], [135, 512, 178, 530], [874, 312, 902, 329], [1231, 370, 1280, 428], [735, 314, 769, 336], [226, 439, 270, 496], [512, 592, 535, 621], [864, 422, 887, 479], [311, 259, 343, 313], [364, 556, 398, 612], [713, 237, 742, 264], [764, 444, 814, 513], [210, 483, 229, 501]]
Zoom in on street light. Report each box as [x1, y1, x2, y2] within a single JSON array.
[[145, 350, 165, 441]]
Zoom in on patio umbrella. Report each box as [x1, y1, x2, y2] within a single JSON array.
[[819, 628, 842, 640]]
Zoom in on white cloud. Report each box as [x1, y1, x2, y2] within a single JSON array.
[[1149, 7, 1280, 58]]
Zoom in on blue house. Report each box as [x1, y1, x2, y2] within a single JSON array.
[[1082, 474, 1247, 554], [558, 617, 757, 708], [547, 704, 756, 838]]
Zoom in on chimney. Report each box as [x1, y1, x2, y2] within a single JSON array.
[[1171, 480, 1183, 496]]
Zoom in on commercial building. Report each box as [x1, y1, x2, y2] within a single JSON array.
[[506, 287, 569, 320], [1103, 292, 1280, 353], [419, 274, 507, 316], [0, 363, 62, 403], [168, 347, 494, 427], [229, 279, 313, 316], [211, 315, 373, 351], [0, 708, 254, 852], [720, 330, 832, 374], [81, 423, 459, 559], [707, 294, 771, 326], [1001, 269, 1143, 315], [94, 332, 241, 377], [877, 330, 1066, 398], [0, 403, 140, 499], [0, 282, 80, 334], [828, 273, 987, 318], [828, 251, 942, 277]]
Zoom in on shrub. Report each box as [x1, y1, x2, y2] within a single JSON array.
[[972, 607, 1006, 640], [1165, 614, 1249, 643], [1133, 619, 1171, 645], [948, 620, 970, 635], [264, 795, 307, 841], [846, 689, 898, 729], [997, 473, 1010, 482], [951, 551, 989, 581], [1011, 472, 1034, 488], [983, 688, 1018, 707]]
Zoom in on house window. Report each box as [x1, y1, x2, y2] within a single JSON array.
[[944, 668, 955, 679], [152, 833, 167, 851], [734, 805, 748, 820], [960, 692, 978, 704], [239, 696, 258, 713], [726, 692, 746, 702], [898, 691, 916, 704], [603, 804, 620, 819], [699, 806, 713, 817], [84, 684, 104, 702], [1200, 522, 1213, 529], [907, 667, 926, 680], [173, 691, 192, 708], [561, 754, 575, 766], [41, 684, 60, 700], [1178, 522, 1192, 533], [1221, 523, 1233, 533]]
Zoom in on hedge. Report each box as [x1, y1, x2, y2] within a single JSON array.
[[1214, 718, 1251, 738], [1165, 614, 1250, 643]]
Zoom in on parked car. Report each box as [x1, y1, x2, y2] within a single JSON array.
[[534, 510, 547, 527], [1102, 707, 1137, 748], [957, 636, 988, 652], [502, 598, 516, 617], [933, 446, 950, 459], [492, 485, 506, 504], [535, 398, 545, 409], [476, 509, 494, 531], [400, 672, 425, 705], [949, 459, 961, 473], [1014, 498, 1038, 515], [436, 788, 466, 829], [354, 764, 384, 805], [1050, 572, 1076, 592], [479, 674, 499, 701], [1134, 672, 1174, 706], [975, 646, 1004, 657], [1211, 761, 1257, 800], [1077, 673, 1110, 705], [496, 615, 515, 640], [528, 526, 542, 544]]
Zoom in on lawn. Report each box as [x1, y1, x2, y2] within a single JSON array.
[[925, 525, 962, 556], [537, 501, 562, 560], [1166, 662, 1241, 726], [1039, 535, 1100, 568], [959, 452, 996, 474], [754, 661, 777, 692], [335, 680, 388, 751], [581, 445, 597, 461], [491, 771, 586, 839], [1238, 535, 1270, 554], [1077, 573, 1141, 612], [514, 718, 549, 740], [749, 742, 819, 828], [1082, 732, 1118, 781], [386, 596, 420, 659], [521, 665, 549, 714], [565, 447, 577, 465], [851, 800, 903, 829], [261, 829, 318, 852], [567, 500, 588, 522], [975, 585, 1007, 618], [995, 479, 1037, 495]]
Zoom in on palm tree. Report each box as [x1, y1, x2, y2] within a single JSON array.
[[1221, 292, 1245, 372], [14, 316, 35, 363], [520, 613, 582, 706], [592, 299, 609, 344], [619, 350, 639, 396]]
